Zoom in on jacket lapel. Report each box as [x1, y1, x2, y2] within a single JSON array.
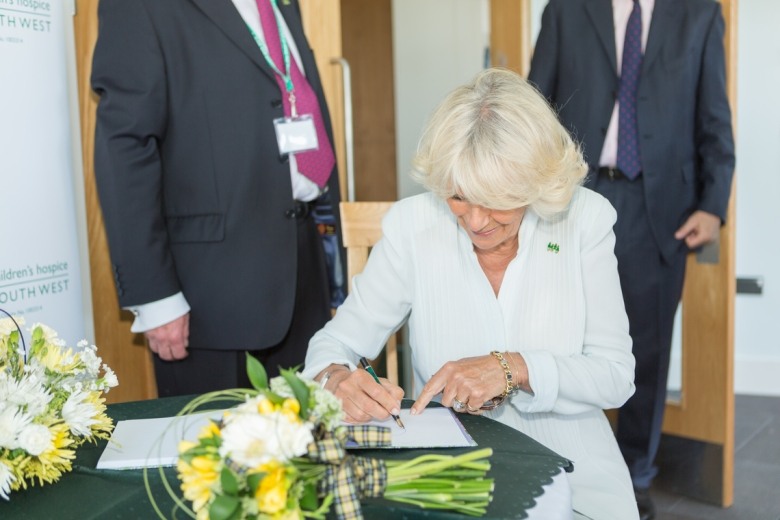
[[189, 0, 276, 82], [585, 0, 618, 76], [643, 0, 676, 72]]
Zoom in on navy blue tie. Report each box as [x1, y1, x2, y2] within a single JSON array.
[[617, 0, 643, 179]]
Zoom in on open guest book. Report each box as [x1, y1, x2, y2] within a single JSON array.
[[97, 406, 475, 470]]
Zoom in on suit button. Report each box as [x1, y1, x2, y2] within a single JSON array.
[[271, 99, 282, 108], [278, 153, 289, 164]]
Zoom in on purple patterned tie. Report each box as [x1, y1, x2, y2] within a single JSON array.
[[617, 0, 643, 179], [256, 0, 334, 188]]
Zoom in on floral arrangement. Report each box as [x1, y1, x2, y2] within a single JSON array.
[[0, 314, 118, 500], [151, 355, 494, 520]]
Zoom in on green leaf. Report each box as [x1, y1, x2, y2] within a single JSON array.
[[300, 481, 319, 511], [262, 389, 286, 406], [246, 353, 268, 390], [208, 495, 241, 520], [220, 466, 239, 496], [280, 368, 309, 419], [246, 471, 266, 492]]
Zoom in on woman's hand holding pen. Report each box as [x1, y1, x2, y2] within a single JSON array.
[[318, 363, 405, 424]]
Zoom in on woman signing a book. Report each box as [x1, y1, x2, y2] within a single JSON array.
[[302, 68, 638, 519]]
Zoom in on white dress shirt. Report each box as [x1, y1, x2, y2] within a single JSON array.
[[599, 0, 656, 168], [304, 188, 639, 519]]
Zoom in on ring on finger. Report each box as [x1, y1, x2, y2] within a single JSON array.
[[452, 398, 466, 412]]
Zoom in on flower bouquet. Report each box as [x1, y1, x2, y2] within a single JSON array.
[[0, 313, 118, 500], [150, 355, 494, 519]]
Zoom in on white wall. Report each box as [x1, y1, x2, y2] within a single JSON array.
[[730, 0, 780, 395], [392, 0, 489, 199]]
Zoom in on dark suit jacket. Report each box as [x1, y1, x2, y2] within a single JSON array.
[[91, 0, 342, 349], [528, 0, 735, 262]]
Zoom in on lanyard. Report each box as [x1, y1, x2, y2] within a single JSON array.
[[248, 0, 298, 116]]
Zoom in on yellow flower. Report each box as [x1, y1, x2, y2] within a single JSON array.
[[37, 345, 79, 374], [198, 420, 222, 440], [254, 462, 290, 515], [16, 422, 75, 488], [257, 398, 275, 415], [178, 454, 220, 513], [280, 399, 301, 423]]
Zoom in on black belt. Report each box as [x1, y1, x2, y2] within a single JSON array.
[[285, 200, 315, 220], [598, 166, 628, 180]]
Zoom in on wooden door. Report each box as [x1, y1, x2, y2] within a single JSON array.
[[655, 0, 737, 507], [74, 0, 157, 404]]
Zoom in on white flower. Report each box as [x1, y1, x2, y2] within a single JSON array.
[[0, 316, 24, 336], [78, 347, 101, 376], [29, 323, 59, 342], [62, 390, 98, 437], [219, 411, 313, 467], [0, 407, 32, 450], [17, 423, 52, 456], [102, 366, 119, 389], [0, 460, 15, 501], [0, 371, 52, 418]]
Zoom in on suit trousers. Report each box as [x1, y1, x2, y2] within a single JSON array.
[[153, 211, 332, 397], [593, 174, 687, 489]]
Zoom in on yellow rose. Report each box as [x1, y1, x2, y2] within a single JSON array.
[[255, 465, 289, 514]]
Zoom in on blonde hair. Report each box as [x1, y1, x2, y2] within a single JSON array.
[[411, 68, 586, 218]]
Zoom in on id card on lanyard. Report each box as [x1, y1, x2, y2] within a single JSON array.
[[247, 1, 319, 156]]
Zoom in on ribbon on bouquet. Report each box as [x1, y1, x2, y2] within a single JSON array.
[[306, 425, 391, 520]]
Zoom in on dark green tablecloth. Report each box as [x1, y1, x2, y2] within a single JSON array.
[[1, 396, 572, 519]]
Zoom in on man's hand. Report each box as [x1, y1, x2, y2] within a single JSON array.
[[145, 313, 190, 361], [674, 210, 721, 249]]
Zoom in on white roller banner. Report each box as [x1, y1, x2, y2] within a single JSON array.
[[0, 0, 93, 344]]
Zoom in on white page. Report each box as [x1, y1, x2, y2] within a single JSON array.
[[346, 408, 476, 449], [97, 410, 224, 470]]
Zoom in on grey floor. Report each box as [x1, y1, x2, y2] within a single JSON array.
[[651, 394, 780, 520]]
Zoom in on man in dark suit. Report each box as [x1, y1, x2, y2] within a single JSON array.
[[528, 0, 735, 517], [91, 0, 343, 396]]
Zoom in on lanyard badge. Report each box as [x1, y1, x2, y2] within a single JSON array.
[[248, 2, 320, 155]]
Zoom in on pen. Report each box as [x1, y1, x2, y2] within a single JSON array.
[[359, 357, 406, 430]]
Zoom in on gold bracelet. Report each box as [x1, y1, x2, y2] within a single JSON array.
[[490, 351, 516, 399]]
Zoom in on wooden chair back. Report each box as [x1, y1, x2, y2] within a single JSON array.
[[339, 201, 399, 385]]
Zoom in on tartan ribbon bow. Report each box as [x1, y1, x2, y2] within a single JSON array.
[[306, 425, 391, 520]]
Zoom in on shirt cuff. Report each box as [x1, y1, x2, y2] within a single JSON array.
[[510, 350, 559, 413], [125, 292, 190, 333]]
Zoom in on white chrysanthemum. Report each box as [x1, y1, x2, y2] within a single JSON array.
[[17, 423, 53, 456], [0, 316, 24, 336], [0, 407, 32, 450], [0, 460, 15, 501], [62, 390, 99, 437], [0, 370, 52, 418], [219, 411, 313, 467], [102, 366, 119, 389]]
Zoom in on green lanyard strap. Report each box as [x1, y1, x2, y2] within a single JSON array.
[[247, 0, 297, 114]]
